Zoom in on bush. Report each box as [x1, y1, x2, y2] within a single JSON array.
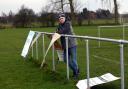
[[0, 24, 14, 29]]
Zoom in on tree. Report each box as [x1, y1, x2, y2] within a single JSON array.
[[83, 8, 91, 25], [51, 0, 64, 12], [102, 0, 119, 24], [96, 9, 111, 19], [113, 0, 119, 23], [8, 11, 14, 24], [40, 4, 56, 27], [0, 12, 8, 24], [43, 0, 83, 25], [68, 0, 75, 21], [49, 0, 69, 12], [77, 13, 83, 26], [13, 5, 35, 27], [50, 0, 80, 20]]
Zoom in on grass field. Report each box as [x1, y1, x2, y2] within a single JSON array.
[[0, 26, 128, 89]]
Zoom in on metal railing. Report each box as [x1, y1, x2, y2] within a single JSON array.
[[31, 31, 128, 89]]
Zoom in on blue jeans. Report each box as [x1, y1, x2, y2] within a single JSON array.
[[63, 46, 78, 75]]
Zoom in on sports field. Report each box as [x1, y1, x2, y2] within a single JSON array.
[[0, 26, 128, 89]]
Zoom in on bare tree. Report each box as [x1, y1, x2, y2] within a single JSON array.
[[68, 0, 75, 21], [45, 0, 84, 25], [14, 5, 35, 27], [113, 0, 119, 23], [40, 3, 56, 27], [73, 0, 85, 13], [50, 0, 81, 18], [0, 12, 8, 23], [8, 10, 14, 24], [102, 0, 119, 24], [41, 3, 53, 13], [49, 0, 68, 12]]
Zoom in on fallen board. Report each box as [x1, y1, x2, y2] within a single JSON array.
[[76, 73, 120, 89], [56, 50, 63, 61], [41, 33, 62, 67], [21, 31, 35, 58], [47, 34, 63, 61]]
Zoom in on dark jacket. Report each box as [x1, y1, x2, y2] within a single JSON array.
[[57, 20, 77, 49]]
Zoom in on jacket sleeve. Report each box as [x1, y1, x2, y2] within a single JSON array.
[[57, 22, 70, 34]]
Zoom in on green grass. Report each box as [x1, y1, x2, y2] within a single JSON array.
[[0, 26, 128, 89]]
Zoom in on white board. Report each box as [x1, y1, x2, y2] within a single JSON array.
[[41, 33, 61, 67], [76, 73, 120, 89], [21, 31, 35, 58], [56, 50, 63, 61]]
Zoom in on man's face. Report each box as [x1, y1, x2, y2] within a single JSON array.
[[59, 17, 65, 24]]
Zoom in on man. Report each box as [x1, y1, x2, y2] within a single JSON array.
[[56, 13, 79, 78]]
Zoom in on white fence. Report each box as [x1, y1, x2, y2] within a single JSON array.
[[23, 31, 128, 89]]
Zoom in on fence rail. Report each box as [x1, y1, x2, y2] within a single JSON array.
[[32, 31, 128, 89], [35, 31, 128, 44]]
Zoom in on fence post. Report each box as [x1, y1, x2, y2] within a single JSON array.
[[52, 44, 55, 71], [65, 37, 69, 80], [98, 26, 101, 47], [122, 25, 125, 40], [36, 40, 38, 60], [119, 43, 125, 89], [86, 40, 90, 89], [32, 45, 34, 58], [42, 34, 45, 58]]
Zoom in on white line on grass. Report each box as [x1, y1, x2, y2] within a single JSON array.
[[92, 55, 128, 66]]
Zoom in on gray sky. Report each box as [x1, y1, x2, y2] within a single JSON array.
[[85, 0, 128, 14], [0, 0, 128, 16]]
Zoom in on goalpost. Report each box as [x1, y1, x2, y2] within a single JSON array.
[[97, 24, 128, 47], [121, 13, 128, 25]]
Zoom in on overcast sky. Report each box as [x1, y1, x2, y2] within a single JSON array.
[[0, 0, 128, 16]]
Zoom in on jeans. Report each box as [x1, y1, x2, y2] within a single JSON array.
[[63, 46, 78, 75]]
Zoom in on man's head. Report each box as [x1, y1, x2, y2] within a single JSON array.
[[58, 13, 66, 24]]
